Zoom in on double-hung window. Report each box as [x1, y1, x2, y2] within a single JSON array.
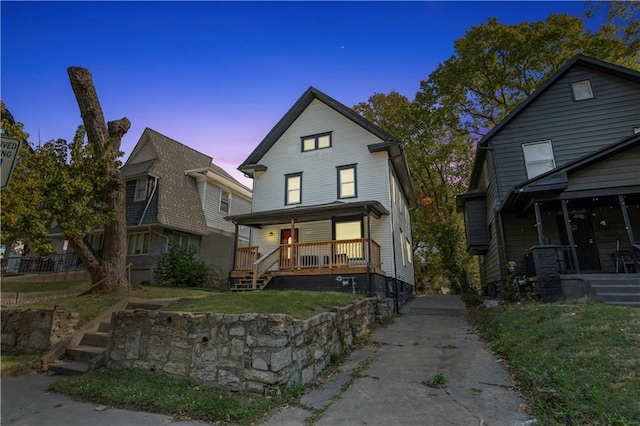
[[337, 164, 357, 199], [522, 140, 556, 179], [301, 132, 332, 152], [134, 177, 153, 201], [285, 173, 302, 205], [220, 190, 230, 213], [127, 232, 150, 256]]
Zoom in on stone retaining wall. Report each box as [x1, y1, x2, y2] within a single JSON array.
[[107, 298, 393, 394], [0, 308, 80, 353]]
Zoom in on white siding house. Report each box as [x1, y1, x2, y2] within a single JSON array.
[[227, 87, 416, 304]]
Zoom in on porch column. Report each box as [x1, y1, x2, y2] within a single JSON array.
[[290, 218, 297, 269], [534, 202, 545, 245], [618, 195, 638, 266], [561, 199, 580, 274], [231, 222, 239, 271]]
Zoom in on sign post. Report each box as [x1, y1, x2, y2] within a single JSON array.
[[1, 136, 22, 189]]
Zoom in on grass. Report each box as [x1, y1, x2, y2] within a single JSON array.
[[1, 279, 90, 293], [471, 300, 640, 425], [48, 368, 285, 425], [0, 353, 43, 377], [164, 290, 364, 319]]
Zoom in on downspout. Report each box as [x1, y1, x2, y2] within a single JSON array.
[[366, 206, 372, 296], [388, 158, 399, 312], [138, 176, 159, 226]]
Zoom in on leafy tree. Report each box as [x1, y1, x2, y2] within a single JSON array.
[[1, 68, 130, 292], [154, 240, 212, 287], [418, 4, 640, 139], [354, 93, 478, 293]]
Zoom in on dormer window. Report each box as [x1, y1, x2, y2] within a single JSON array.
[[301, 132, 332, 152], [570, 79, 594, 101], [134, 177, 154, 201]]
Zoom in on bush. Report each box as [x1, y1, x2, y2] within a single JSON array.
[[154, 240, 212, 287]]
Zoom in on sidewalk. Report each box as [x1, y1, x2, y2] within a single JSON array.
[[262, 295, 533, 426]]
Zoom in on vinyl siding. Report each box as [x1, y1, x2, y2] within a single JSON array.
[[202, 181, 252, 235], [253, 99, 391, 211], [464, 198, 488, 249], [490, 64, 640, 201], [482, 154, 503, 284], [250, 98, 412, 282], [566, 144, 640, 192], [129, 140, 156, 164]]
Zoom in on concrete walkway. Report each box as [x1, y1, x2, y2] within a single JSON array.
[[1, 295, 532, 425], [262, 295, 533, 426]]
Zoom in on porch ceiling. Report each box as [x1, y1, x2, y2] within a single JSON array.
[[226, 200, 389, 227]]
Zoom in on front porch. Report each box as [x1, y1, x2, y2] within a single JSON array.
[[230, 238, 384, 290]]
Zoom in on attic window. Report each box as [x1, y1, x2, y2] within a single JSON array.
[[522, 140, 556, 179], [634, 126, 640, 134], [570, 79, 594, 101], [301, 132, 332, 152]]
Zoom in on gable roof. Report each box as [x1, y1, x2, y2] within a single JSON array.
[[239, 86, 417, 208], [500, 132, 640, 212], [469, 55, 640, 190]]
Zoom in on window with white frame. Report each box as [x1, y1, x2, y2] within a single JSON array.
[[522, 140, 556, 179], [301, 132, 332, 152], [570, 79, 594, 101], [337, 164, 357, 199], [285, 173, 302, 205], [127, 232, 150, 256], [134, 177, 152, 201], [171, 232, 199, 252], [220, 190, 230, 213]]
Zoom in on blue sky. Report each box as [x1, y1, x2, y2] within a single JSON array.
[[1, 1, 589, 187]]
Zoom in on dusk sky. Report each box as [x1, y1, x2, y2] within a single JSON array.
[[2, 1, 590, 187]]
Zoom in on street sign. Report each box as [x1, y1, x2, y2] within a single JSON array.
[[1, 136, 22, 189]]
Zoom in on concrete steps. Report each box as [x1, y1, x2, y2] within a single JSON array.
[[49, 298, 174, 376], [587, 275, 640, 307]]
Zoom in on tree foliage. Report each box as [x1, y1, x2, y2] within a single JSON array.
[[154, 240, 213, 288], [1, 68, 130, 292], [355, 2, 638, 294]]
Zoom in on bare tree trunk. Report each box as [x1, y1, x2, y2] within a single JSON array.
[[67, 67, 130, 293]]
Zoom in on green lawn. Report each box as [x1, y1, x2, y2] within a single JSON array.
[[1, 279, 90, 293], [471, 300, 640, 425], [49, 368, 286, 425], [0, 353, 43, 377], [165, 290, 364, 319]]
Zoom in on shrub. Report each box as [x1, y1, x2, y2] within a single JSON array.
[[154, 240, 212, 287]]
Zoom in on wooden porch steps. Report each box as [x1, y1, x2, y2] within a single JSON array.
[[231, 274, 273, 291], [587, 275, 640, 307]]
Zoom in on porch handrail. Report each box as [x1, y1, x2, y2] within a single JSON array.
[[252, 247, 280, 289], [235, 246, 259, 271]]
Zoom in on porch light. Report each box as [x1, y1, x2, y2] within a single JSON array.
[[268, 231, 274, 237]]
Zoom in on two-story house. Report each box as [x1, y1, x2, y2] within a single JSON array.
[[116, 128, 252, 283], [458, 55, 640, 303], [226, 87, 416, 304]]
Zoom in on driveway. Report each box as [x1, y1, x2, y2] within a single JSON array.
[[262, 295, 532, 425]]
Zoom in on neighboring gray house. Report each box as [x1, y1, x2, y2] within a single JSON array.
[[47, 128, 252, 283], [227, 87, 416, 304], [457, 55, 640, 301]]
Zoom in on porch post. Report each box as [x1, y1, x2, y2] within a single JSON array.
[[366, 208, 372, 296], [534, 202, 545, 245], [290, 219, 297, 269], [618, 195, 638, 266], [231, 222, 239, 271], [561, 199, 580, 274]]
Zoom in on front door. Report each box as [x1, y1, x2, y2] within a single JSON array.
[[280, 229, 298, 269], [557, 213, 601, 271]]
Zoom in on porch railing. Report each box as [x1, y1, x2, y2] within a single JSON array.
[[5, 253, 85, 274], [234, 246, 259, 271], [252, 247, 280, 289], [554, 245, 579, 274], [239, 238, 381, 272]]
